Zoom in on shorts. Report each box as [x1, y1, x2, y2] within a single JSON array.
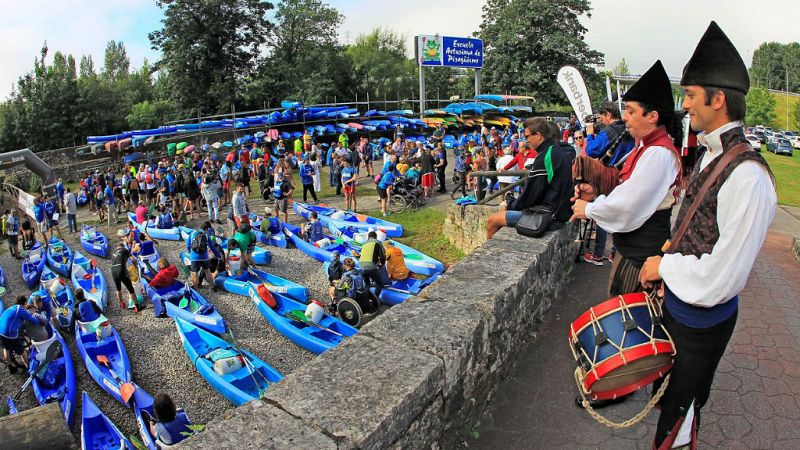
[[343, 185, 355, 196], [37, 221, 48, 233], [222, 180, 230, 191], [505, 210, 524, 227], [421, 173, 434, 188], [7, 234, 18, 247], [190, 259, 209, 272], [0, 335, 24, 355], [209, 257, 225, 273], [111, 269, 136, 295], [377, 186, 388, 199], [275, 198, 288, 212]]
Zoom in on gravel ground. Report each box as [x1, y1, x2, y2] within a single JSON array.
[[0, 207, 328, 440]]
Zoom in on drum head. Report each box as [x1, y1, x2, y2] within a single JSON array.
[[588, 353, 672, 400], [337, 298, 363, 327]]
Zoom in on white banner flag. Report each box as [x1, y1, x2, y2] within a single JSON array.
[[557, 66, 593, 121]]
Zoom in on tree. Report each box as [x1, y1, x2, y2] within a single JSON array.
[[345, 28, 416, 102], [745, 86, 776, 126], [792, 100, 800, 130], [613, 58, 630, 76], [478, 0, 604, 104], [149, 0, 274, 116], [102, 41, 130, 83], [750, 41, 800, 92]]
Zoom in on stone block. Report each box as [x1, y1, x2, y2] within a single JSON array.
[[793, 236, 799, 263], [361, 300, 489, 400], [266, 334, 444, 450], [388, 396, 444, 450], [175, 400, 338, 449]]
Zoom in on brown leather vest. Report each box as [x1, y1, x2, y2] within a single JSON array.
[[671, 127, 771, 257]]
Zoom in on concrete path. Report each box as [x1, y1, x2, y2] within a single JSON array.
[[473, 213, 800, 448]]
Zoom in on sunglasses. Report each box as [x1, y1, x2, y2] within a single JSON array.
[[575, 137, 584, 140]]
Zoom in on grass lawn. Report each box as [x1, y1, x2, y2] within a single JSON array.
[[762, 150, 800, 206], [770, 92, 800, 131], [363, 207, 465, 267]]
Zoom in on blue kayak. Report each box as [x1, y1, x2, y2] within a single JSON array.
[[22, 242, 46, 289], [131, 385, 160, 450], [80, 225, 110, 258], [214, 267, 308, 303], [71, 251, 108, 311], [74, 316, 133, 406], [326, 221, 445, 277], [140, 274, 227, 335], [247, 283, 357, 355], [80, 391, 134, 450], [174, 317, 283, 406], [248, 213, 288, 248], [322, 262, 440, 306], [37, 266, 75, 330], [27, 325, 77, 425], [128, 212, 181, 241], [0, 265, 5, 288], [293, 202, 403, 237], [282, 222, 353, 264], [46, 237, 74, 278]]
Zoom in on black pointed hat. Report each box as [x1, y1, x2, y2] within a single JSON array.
[[680, 21, 749, 93], [621, 60, 674, 111]]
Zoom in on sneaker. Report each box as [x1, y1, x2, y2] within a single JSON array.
[[582, 253, 603, 266]]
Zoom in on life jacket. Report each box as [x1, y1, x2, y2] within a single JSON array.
[[158, 213, 174, 229], [272, 181, 285, 199], [156, 411, 193, 446]]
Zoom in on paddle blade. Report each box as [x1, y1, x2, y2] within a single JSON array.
[[129, 435, 148, 450], [96, 354, 109, 364], [178, 297, 189, 309], [120, 383, 135, 404]]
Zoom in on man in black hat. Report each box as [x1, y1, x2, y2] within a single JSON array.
[[570, 60, 685, 409], [638, 22, 777, 449]]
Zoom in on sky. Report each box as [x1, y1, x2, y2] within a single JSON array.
[[1, 0, 798, 100]]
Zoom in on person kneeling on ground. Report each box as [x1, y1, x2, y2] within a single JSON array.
[[302, 211, 324, 243], [227, 223, 258, 272], [146, 393, 195, 446], [0, 295, 46, 373], [486, 117, 574, 239], [384, 240, 410, 281]]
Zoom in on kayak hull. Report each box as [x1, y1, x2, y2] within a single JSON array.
[[141, 275, 227, 335], [80, 226, 110, 258], [128, 212, 181, 241], [80, 392, 134, 450], [247, 283, 357, 355], [71, 251, 108, 311], [30, 325, 77, 424], [214, 268, 308, 303], [174, 317, 283, 406], [46, 237, 74, 278], [74, 319, 133, 407], [293, 202, 404, 237], [22, 242, 46, 289]]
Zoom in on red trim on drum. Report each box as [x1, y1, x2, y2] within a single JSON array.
[[587, 364, 673, 401], [581, 342, 675, 394], [569, 293, 648, 337]]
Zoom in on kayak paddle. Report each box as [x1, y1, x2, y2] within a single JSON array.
[[96, 354, 135, 403], [90, 259, 98, 293], [12, 340, 62, 401]]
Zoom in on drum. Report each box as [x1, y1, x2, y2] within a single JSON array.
[[569, 292, 675, 401]]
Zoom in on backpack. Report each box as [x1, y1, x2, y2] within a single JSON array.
[[191, 231, 208, 254], [272, 181, 284, 199], [158, 213, 174, 229]]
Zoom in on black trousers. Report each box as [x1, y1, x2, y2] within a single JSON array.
[[302, 183, 318, 202], [362, 267, 384, 299], [653, 306, 737, 447], [436, 167, 446, 192]]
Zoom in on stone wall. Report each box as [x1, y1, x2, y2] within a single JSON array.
[[794, 236, 800, 263], [178, 224, 578, 449], [443, 204, 500, 255]]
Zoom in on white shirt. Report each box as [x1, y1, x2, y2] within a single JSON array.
[[659, 121, 777, 307], [584, 145, 680, 233], [496, 154, 516, 184]]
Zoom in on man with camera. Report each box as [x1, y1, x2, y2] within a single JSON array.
[[581, 102, 635, 265]]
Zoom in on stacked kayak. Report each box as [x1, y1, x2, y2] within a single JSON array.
[[22, 242, 46, 289], [214, 267, 308, 302], [293, 203, 404, 237], [71, 251, 108, 311], [29, 325, 77, 424], [327, 221, 445, 277], [322, 262, 440, 306], [37, 266, 75, 330], [140, 275, 226, 335], [248, 283, 357, 355], [282, 222, 353, 264], [248, 213, 288, 248], [46, 237, 74, 277], [128, 212, 181, 241], [80, 225, 110, 258], [175, 317, 283, 406], [80, 392, 134, 450]]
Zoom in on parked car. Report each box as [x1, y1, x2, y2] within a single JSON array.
[[745, 134, 762, 151], [754, 131, 767, 143], [772, 139, 793, 156], [791, 136, 800, 149]]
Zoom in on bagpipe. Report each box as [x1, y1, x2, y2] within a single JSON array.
[[572, 129, 631, 197]]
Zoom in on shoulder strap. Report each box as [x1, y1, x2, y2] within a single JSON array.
[[667, 143, 750, 254]]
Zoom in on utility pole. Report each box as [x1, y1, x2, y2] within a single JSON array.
[[786, 67, 790, 130]]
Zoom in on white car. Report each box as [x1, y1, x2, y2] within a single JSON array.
[[791, 136, 800, 149], [745, 134, 762, 150]]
